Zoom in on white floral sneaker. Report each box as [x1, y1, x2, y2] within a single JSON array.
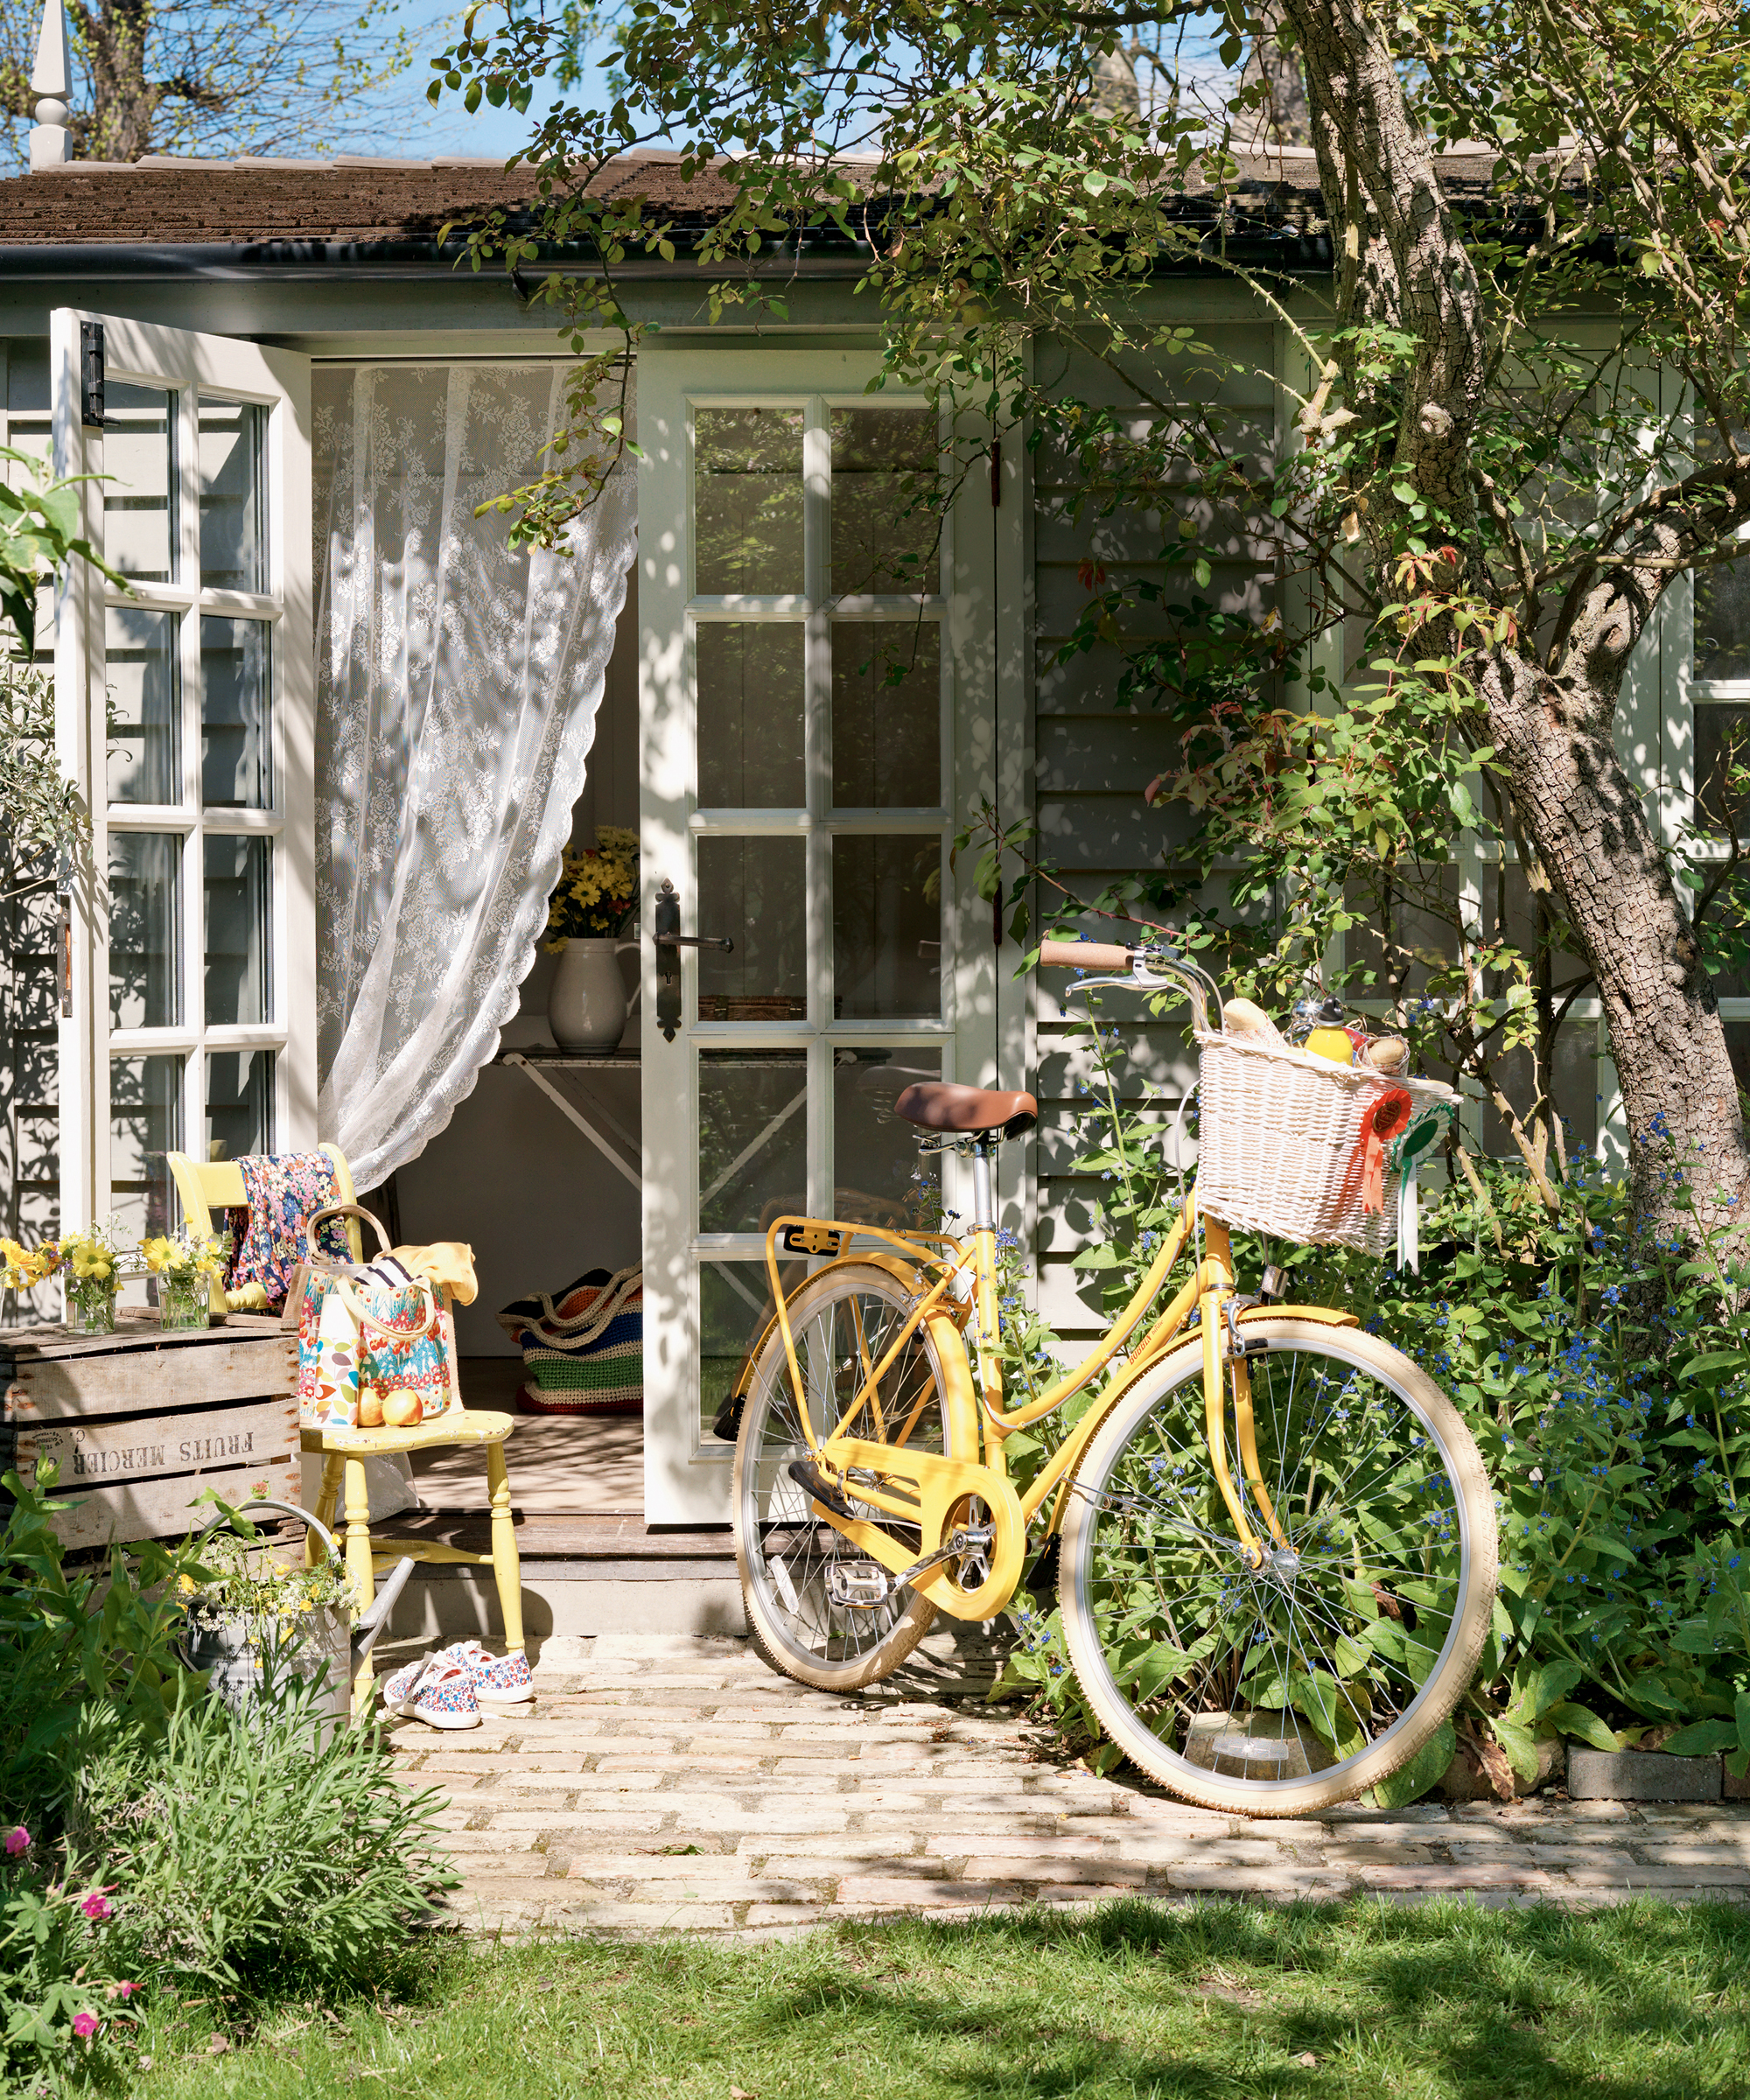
[[380, 1654, 481, 1730], [436, 1639, 536, 1707]]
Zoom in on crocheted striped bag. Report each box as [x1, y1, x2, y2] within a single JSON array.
[[496, 1265, 643, 1418]]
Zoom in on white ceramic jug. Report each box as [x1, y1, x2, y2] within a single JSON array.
[[548, 936, 638, 1050]]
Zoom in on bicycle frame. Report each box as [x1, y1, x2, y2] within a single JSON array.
[[756, 1178, 1359, 1621]]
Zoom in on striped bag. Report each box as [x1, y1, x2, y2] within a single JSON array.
[[496, 1266, 643, 1418]]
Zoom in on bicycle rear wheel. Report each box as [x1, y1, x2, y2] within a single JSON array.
[[733, 1262, 961, 1692], [1060, 1320, 1496, 1816]]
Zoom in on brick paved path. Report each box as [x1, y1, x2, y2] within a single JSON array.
[[385, 1633, 1750, 1936]]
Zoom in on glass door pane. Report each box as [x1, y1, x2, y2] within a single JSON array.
[[104, 382, 177, 582]]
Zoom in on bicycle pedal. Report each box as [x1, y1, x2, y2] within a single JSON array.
[[788, 1457, 856, 1521], [825, 1561, 892, 1611]]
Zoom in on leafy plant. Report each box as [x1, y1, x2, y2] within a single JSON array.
[[0, 1829, 140, 2095], [68, 1679, 456, 2004], [0, 1471, 210, 1830]]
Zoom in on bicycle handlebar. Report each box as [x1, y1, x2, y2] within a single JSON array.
[[1039, 939, 1134, 971], [1037, 934, 1222, 1032]]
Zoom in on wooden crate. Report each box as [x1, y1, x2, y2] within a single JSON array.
[[1, 1311, 299, 1550]]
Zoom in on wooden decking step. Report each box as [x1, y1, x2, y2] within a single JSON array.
[[391, 1508, 737, 1580]]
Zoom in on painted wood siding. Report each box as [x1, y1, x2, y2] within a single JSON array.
[[1031, 326, 1279, 1335]]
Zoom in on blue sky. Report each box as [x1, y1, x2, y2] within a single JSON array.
[[373, 3, 605, 160]]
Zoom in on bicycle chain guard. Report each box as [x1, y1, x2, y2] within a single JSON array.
[[802, 1438, 1025, 1621]]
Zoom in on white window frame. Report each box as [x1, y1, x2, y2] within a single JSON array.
[[52, 309, 313, 1253]]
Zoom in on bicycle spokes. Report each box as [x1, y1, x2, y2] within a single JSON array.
[[1080, 1344, 1466, 1781]]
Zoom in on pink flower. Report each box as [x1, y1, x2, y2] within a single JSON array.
[[4, 1827, 28, 1855], [72, 2013, 98, 2040], [80, 1894, 112, 1922]]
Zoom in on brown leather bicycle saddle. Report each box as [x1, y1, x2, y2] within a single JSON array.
[[894, 1081, 1038, 1138]]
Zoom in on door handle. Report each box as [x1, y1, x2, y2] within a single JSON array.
[[653, 878, 734, 1041]]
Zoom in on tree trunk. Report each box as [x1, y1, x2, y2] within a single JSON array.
[[1280, 0, 1750, 1235], [1240, 1, 1312, 147], [71, 0, 162, 162], [1480, 626, 1749, 1233]]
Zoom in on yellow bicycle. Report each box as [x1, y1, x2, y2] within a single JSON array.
[[728, 937, 1497, 1816]]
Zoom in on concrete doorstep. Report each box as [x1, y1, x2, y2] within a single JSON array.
[[380, 1632, 1750, 1938]]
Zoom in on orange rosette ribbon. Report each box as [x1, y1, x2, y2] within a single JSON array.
[[1337, 1086, 1414, 1215]]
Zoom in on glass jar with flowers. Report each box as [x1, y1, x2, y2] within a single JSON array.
[[543, 823, 640, 1051], [45, 1222, 135, 1334], [141, 1226, 230, 1330]]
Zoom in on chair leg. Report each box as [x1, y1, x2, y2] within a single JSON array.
[[343, 1457, 377, 1717], [486, 1442, 525, 1657], [310, 1453, 344, 1568]]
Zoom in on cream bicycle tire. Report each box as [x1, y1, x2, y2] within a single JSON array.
[[733, 1262, 959, 1693], [1060, 1320, 1496, 1816]]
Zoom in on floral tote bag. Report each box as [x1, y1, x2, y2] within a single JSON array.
[[294, 1205, 463, 1429]]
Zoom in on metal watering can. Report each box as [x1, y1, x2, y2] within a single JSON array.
[[178, 1498, 416, 1728]]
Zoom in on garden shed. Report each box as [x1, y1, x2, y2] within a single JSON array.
[[0, 118, 1744, 1628]]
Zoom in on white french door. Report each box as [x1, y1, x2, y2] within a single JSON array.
[[640, 347, 990, 1523], [52, 312, 313, 1260]]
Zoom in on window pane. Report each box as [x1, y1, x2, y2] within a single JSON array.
[[1341, 864, 1461, 1001], [1480, 1032, 1599, 1160], [201, 617, 271, 808], [696, 624, 805, 806], [832, 622, 940, 807], [698, 1050, 808, 1232], [105, 382, 177, 583], [696, 836, 807, 1019], [1696, 704, 1750, 837], [110, 1052, 181, 1240], [834, 1046, 942, 1225], [695, 407, 804, 596], [204, 835, 270, 1026], [108, 831, 180, 1029], [1696, 553, 1750, 683], [830, 407, 936, 596], [206, 1049, 273, 1164], [700, 1259, 777, 1441], [1486, 863, 1586, 986], [200, 397, 265, 592], [1726, 1021, 1750, 1100], [832, 836, 942, 1018], [105, 605, 179, 805]]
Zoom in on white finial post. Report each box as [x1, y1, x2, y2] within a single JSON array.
[[29, 0, 71, 170]]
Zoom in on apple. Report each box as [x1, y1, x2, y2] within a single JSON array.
[[381, 1389, 424, 1428]]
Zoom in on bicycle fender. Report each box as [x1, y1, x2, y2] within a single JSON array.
[[1238, 1302, 1359, 1329]]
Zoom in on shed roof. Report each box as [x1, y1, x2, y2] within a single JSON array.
[[0, 150, 742, 247], [0, 145, 1504, 271]]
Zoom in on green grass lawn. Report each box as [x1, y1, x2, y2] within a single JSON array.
[[135, 1898, 1750, 2100]]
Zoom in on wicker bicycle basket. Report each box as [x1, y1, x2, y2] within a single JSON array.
[[1194, 1031, 1460, 1257]]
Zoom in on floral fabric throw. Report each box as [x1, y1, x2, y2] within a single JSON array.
[[224, 1152, 354, 1313]]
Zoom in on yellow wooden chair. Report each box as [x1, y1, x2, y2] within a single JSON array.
[[167, 1145, 524, 1714]]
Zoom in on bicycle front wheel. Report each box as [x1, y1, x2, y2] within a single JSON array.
[[1060, 1320, 1496, 1816], [733, 1261, 962, 1692]]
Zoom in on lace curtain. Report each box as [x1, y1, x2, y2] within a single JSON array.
[[312, 364, 637, 1190]]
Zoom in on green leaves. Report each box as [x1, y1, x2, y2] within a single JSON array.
[[1373, 1720, 1456, 1810]]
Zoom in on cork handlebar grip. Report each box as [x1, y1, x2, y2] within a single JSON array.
[[1039, 940, 1134, 970]]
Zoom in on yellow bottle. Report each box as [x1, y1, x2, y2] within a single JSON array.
[[1306, 1026, 1357, 1065]]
